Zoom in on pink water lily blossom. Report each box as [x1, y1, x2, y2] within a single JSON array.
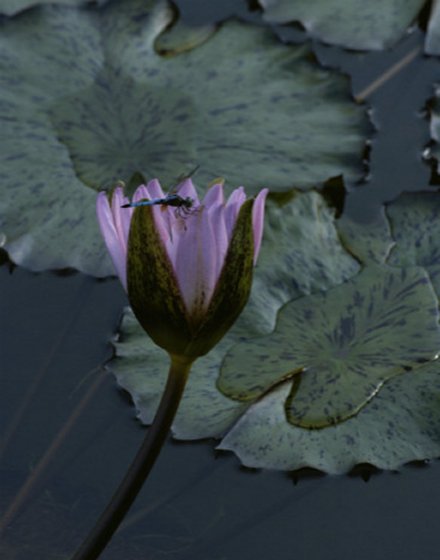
[[97, 178, 268, 316]]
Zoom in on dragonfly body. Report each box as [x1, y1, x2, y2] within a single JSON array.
[[120, 166, 199, 216], [121, 193, 192, 209]]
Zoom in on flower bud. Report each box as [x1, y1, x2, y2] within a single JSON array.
[[97, 179, 268, 358]]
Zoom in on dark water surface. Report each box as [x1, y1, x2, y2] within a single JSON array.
[[2, 2, 440, 559], [2, 266, 440, 559]]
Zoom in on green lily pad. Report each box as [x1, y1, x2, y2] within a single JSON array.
[[259, 0, 424, 51], [0, 0, 96, 17], [386, 192, 440, 297], [219, 265, 440, 428], [0, 0, 370, 275], [243, 191, 361, 333], [336, 207, 395, 265], [111, 191, 360, 438], [114, 307, 249, 439], [114, 263, 440, 472], [426, 0, 440, 55], [154, 18, 217, 55], [218, 360, 440, 474], [110, 188, 440, 472]]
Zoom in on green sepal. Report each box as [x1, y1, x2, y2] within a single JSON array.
[[185, 199, 255, 357], [127, 205, 193, 355]]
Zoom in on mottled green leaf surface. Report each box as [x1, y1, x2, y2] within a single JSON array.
[[154, 19, 217, 54], [219, 266, 440, 428], [426, 0, 440, 55], [114, 307, 248, 439], [109, 186, 440, 471], [336, 207, 395, 265], [0, 0, 370, 275], [386, 192, 440, 297], [259, 0, 424, 50], [243, 192, 361, 333], [113, 261, 440, 471], [0, 0, 93, 17], [111, 192, 360, 439], [218, 360, 440, 474]]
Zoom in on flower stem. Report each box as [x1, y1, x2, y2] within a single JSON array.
[[71, 354, 193, 560]]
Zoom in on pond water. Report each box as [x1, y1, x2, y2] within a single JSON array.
[[2, 2, 440, 559], [3, 266, 440, 559]]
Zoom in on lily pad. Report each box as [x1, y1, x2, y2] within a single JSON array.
[[259, 0, 424, 51], [0, 0, 99, 17], [0, 0, 370, 275], [218, 360, 440, 474], [219, 265, 440, 428], [426, 0, 440, 55], [114, 307, 248, 439], [386, 192, 440, 297], [111, 191, 360, 438], [154, 19, 217, 55], [113, 262, 440, 472], [336, 206, 395, 265], [243, 191, 361, 333]]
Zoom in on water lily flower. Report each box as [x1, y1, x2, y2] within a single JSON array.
[[97, 178, 268, 358], [77, 178, 268, 560]]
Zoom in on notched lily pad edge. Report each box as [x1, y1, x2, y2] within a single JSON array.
[[212, 447, 424, 480]]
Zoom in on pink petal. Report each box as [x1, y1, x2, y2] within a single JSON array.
[[174, 178, 200, 205], [112, 187, 132, 249], [132, 184, 150, 203], [202, 182, 225, 208], [162, 212, 187, 266], [252, 189, 269, 264], [96, 191, 128, 289], [148, 183, 176, 243], [173, 207, 218, 315], [133, 181, 173, 250], [145, 179, 165, 199], [224, 186, 246, 240], [207, 201, 228, 280], [151, 204, 173, 250]]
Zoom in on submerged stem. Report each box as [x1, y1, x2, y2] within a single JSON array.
[[71, 354, 193, 560]]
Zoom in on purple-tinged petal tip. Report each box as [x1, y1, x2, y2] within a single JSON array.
[[175, 178, 199, 204], [96, 190, 128, 289], [202, 182, 225, 208], [252, 188, 269, 264], [145, 179, 165, 199]]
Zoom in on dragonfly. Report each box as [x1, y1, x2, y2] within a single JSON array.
[[121, 167, 199, 217]]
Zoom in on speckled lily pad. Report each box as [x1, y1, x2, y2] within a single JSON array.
[[113, 307, 249, 439], [111, 191, 360, 439], [218, 360, 440, 474], [110, 181, 440, 472], [336, 207, 395, 265], [154, 18, 217, 54], [242, 191, 361, 333], [219, 265, 440, 428], [386, 192, 440, 297], [426, 0, 440, 55], [0, 0, 370, 275], [0, 0, 100, 17], [113, 263, 440, 472], [259, 0, 426, 51]]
